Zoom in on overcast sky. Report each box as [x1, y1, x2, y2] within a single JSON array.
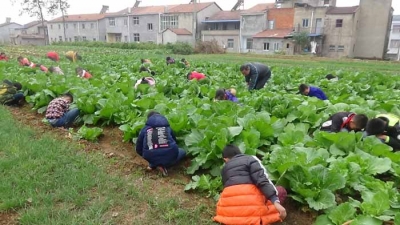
[[2, 0, 400, 25]]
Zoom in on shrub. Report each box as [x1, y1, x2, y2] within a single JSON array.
[[194, 40, 225, 54]]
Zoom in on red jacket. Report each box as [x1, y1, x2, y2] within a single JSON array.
[[189, 72, 206, 81], [0, 55, 8, 61], [47, 52, 60, 62]]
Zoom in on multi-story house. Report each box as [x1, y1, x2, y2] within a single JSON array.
[[12, 21, 47, 45], [388, 15, 400, 60], [0, 18, 22, 44]]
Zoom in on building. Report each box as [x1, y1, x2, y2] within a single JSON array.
[[276, 0, 337, 8], [388, 15, 400, 60], [11, 21, 47, 46], [0, 18, 22, 44]]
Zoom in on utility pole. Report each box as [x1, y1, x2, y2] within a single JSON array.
[[192, 0, 197, 44], [397, 44, 400, 61], [60, 0, 67, 41]]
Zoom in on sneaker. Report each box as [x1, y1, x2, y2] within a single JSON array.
[[157, 166, 168, 177]]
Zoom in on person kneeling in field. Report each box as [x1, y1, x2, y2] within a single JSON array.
[[166, 56, 175, 65], [320, 112, 368, 133], [17, 56, 48, 72], [76, 67, 92, 79], [49, 66, 64, 75], [214, 145, 287, 225], [65, 51, 82, 63], [136, 111, 186, 176], [0, 52, 9, 61], [180, 58, 190, 68], [46, 51, 60, 62], [0, 80, 24, 106], [325, 74, 338, 81], [134, 77, 156, 90], [45, 93, 80, 128], [299, 84, 328, 100], [365, 118, 400, 151], [187, 71, 206, 81], [240, 63, 271, 91], [214, 88, 238, 103]]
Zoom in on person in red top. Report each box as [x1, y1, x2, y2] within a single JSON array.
[[46, 51, 60, 62], [76, 67, 92, 79], [17, 56, 48, 72], [0, 52, 8, 61], [187, 71, 206, 81]]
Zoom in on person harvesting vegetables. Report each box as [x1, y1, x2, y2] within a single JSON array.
[[65, 51, 82, 63], [214, 88, 238, 103], [166, 56, 175, 65], [299, 84, 328, 100], [76, 67, 92, 79], [365, 117, 400, 150], [134, 77, 156, 90], [0, 52, 9, 61], [240, 63, 271, 91], [49, 66, 64, 75], [17, 56, 48, 72], [320, 112, 368, 133], [45, 93, 80, 128], [180, 58, 190, 68], [0, 80, 24, 106], [46, 51, 60, 62], [325, 74, 338, 81], [214, 145, 287, 225], [187, 71, 206, 81], [136, 111, 186, 177]]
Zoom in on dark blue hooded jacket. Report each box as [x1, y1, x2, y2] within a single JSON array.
[[136, 114, 179, 167]]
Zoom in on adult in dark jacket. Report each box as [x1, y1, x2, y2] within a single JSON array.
[[365, 118, 400, 151], [136, 111, 186, 176], [214, 145, 287, 225], [320, 112, 368, 133], [240, 63, 271, 91], [0, 80, 24, 106], [299, 84, 328, 100]]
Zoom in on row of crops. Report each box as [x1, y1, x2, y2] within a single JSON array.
[[2, 46, 400, 224]]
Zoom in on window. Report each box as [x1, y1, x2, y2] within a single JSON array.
[[324, 0, 330, 4], [74, 36, 78, 42], [390, 40, 400, 48], [65, 37, 68, 42], [337, 45, 345, 52], [227, 39, 234, 49], [211, 23, 220, 30], [268, 20, 275, 29], [336, 19, 343, 28], [124, 19, 128, 26], [58, 24, 61, 29], [246, 38, 253, 50], [133, 17, 139, 25], [59, 36, 62, 41], [50, 24, 53, 29], [329, 45, 336, 52], [161, 15, 179, 30], [134, 33, 140, 42], [273, 43, 280, 51], [286, 43, 290, 48], [91, 23, 94, 29], [82, 36, 87, 41], [65, 24, 68, 29], [74, 23, 77, 29], [223, 23, 227, 30], [81, 23, 85, 29], [302, 19, 309, 27], [124, 35, 128, 42], [69, 38, 72, 42], [109, 18, 116, 26], [93, 38, 96, 41], [234, 23, 240, 30], [393, 25, 400, 33], [148, 23, 153, 31], [263, 42, 270, 51]]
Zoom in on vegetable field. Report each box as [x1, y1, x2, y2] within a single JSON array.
[[2, 45, 400, 225]]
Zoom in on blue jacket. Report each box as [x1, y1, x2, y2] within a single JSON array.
[[308, 86, 328, 100], [136, 114, 179, 167], [225, 91, 238, 103]]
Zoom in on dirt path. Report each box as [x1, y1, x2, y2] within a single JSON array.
[[5, 105, 317, 224]]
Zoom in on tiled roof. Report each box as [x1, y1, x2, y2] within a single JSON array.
[[166, 2, 218, 13], [253, 28, 293, 38], [243, 3, 275, 14], [165, 28, 192, 35], [207, 10, 242, 21], [267, 8, 294, 29], [50, 14, 107, 22], [326, 6, 359, 14], [131, 6, 171, 15], [17, 21, 47, 29], [0, 22, 22, 28], [393, 15, 400, 21]]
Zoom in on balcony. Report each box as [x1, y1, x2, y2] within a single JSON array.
[[294, 26, 324, 35], [201, 29, 240, 36]]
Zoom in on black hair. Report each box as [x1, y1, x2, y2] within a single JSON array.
[[299, 84, 309, 94], [75, 67, 83, 73], [17, 56, 23, 61], [222, 145, 242, 159], [166, 57, 171, 60], [215, 89, 226, 100], [150, 71, 156, 76], [13, 82, 22, 90], [377, 116, 390, 130], [63, 92, 74, 102], [187, 72, 192, 80], [147, 111, 160, 119], [325, 74, 337, 80], [140, 77, 149, 84], [181, 58, 186, 62], [141, 59, 145, 63], [240, 64, 250, 72], [0, 52, 5, 55], [49, 66, 55, 73], [139, 66, 148, 73], [76, 53, 82, 60], [366, 118, 386, 135], [36, 64, 42, 67], [353, 114, 369, 130]]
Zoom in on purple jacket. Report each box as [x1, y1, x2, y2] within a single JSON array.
[[226, 91, 238, 103]]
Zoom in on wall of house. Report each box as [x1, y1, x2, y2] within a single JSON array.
[[293, 7, 328, 33], [202, 34, 240, 52], [196, 3, 222, 40], [162, 30, 177, 44], [278, 0, 336, 8], [129, 14, 160, 43], [16, 37, 45, 46], [177, 35, 193, 43], [105, 16, 130, 42], [253, 38, 294, 55], [388, 20, 400, 56], [240, 14, 267, 51], [353, 0, 393, 59], [322, 13, 357, 58], [48, 21, 102, 43], [0, 23, 23, 44]]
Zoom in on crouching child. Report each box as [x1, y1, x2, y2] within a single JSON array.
[[45, 93, 80, 128], [136, 111, 186, 176], [214, 145, 287, 225]]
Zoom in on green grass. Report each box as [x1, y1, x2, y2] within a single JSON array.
[[0, 106, 214, 225]]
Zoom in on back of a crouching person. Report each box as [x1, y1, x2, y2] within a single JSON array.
[[214, 145, 287, 225]]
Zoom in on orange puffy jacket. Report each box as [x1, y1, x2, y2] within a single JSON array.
[[214, 184, 281, 225]]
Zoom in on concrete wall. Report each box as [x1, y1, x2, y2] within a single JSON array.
[[278, 0, 336, 8], [48, 21, 103, 43], [105, 16, 130, 42], [196, 3, 222, 40], [202, 31, 240, 52], [0, 23, 22, 44], [177, 35, 193, 43], [253, 38, 294, 55], [240, 14, 267, 51], [388, 20, 400, 55], [15, 37, 45, 46], [162, 29, 177, 43], [354, 0, 393, 59], [322, 13, 357, 58], [129, 14, 159, 43], [293, 7, 328, 34]]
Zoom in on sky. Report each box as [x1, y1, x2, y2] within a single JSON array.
[[2, 0, 400, 25]]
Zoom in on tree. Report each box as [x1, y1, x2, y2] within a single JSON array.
[[47, 0, 70, 41], [11, 0, 48, 45], [293, 31, 310, 54]]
